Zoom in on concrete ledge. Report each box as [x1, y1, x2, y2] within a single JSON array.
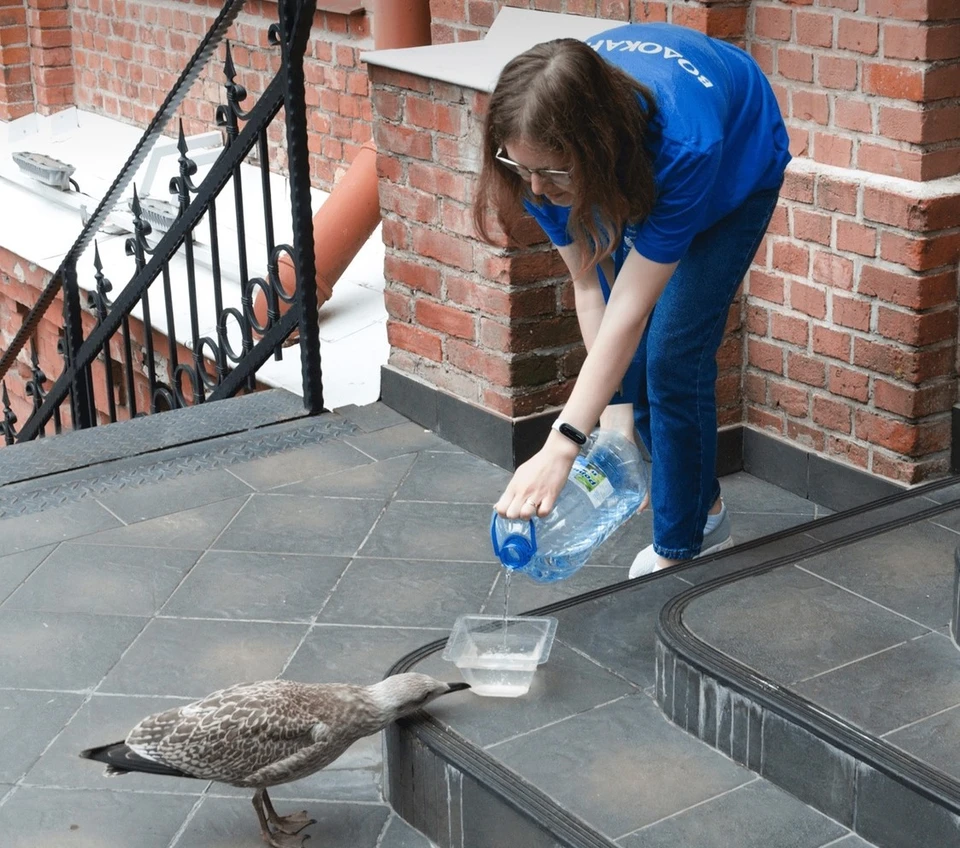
[[361, 8, 613, 93]]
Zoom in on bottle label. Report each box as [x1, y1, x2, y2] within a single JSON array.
[[569, 457, 613, 507]]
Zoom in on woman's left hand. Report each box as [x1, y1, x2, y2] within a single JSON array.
[[495, 433, 581, 520]]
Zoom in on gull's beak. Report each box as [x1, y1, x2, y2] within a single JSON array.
[[446, 682, 471, 692]]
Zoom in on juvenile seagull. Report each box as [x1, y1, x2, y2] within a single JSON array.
[[80, 672, 469, 847]]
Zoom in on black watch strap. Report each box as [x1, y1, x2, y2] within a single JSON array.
[[552, 419, 587, 446]]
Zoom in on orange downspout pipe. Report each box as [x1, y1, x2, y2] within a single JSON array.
[[254, 0, 432, 328]]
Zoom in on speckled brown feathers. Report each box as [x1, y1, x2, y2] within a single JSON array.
[[125, 680, 384, 786], [80, 673, 469, 848]]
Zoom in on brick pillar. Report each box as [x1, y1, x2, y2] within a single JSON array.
[[371, 65, 587, 466], [27, 0, 74, 114], [745, 0, 960, 484], [0, 0, 33, 120]]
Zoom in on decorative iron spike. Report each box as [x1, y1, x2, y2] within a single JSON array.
[[224, 40, 236, 83], [90, 241, 113, 318], [131, 184, 142, 217], [177, 119, 188, 156]]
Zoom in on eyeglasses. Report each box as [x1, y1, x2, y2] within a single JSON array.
[[495, 146, 573, 188]]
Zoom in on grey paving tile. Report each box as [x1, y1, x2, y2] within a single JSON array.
[[793, 632, 960, 736], [491, 693, 751, 838], [414, 639, 638, 749], [929, 504, 960, 536], [274, 453, 416, 499], [214, 734, 384, 804], [359, 501, 494, 562], [826, 836, 878, 848], [2, 543, 201, 615], [552, 575, 690, 688], [214, 493, 385, 556], [161, 551, 349, 621], [98, 618, 308, 698], [922, 481, 960, 506], [0, 544, 54, 603], [380, 813, 437, 848], [806, 498, 959, 548], [718, 471, 820, 515], [283, 624, 447, 687], [343, 421, 454, 460], [678, 530, 823, 585], [618, 779, 846, 848], [491, 561, 630, 614], [683, 566, 927, 683], [0, 786, 197, 848], [226, 438, 373, 490], [799, 520, 958, 630], [588, 509, 652, 568], [395, 450, 510, 504], [74, 497, 248, 550], [25, 693, 199, 793], [173, 796, 390, 848], [0, 690, 84, 784], [0, 499, 122, 556], [885, 702, 960, 782], [318, 558, 498, 627], [95, 468, 254, 523], [337, 401, 411, 433], [723, 509, 821, 544], [0, 610, 147, 690]]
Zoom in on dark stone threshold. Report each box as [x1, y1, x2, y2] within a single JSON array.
[[381, 365, 906, 512], [0, 389, 312, 488]]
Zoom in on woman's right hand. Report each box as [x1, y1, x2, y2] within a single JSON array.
[[495, 432, 581, 520]]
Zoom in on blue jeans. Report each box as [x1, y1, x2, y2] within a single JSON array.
[[604, 185, 782, 559]]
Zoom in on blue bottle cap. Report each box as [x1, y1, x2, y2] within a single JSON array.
[[490, 514, 537, 570]]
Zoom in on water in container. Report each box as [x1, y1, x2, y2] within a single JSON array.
[[491, 428, 647, 583]]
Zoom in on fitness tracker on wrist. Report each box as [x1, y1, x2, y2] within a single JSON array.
[[551, 419, 587, 446]]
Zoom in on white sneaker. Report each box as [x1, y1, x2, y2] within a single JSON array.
[[628, 504, 733, 579]]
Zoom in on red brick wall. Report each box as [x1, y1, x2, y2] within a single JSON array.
[[429, 0, 752, 43], [744, 0, 960, 483], [67, 0, 374, 188]]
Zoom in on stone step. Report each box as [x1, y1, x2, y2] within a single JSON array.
[[386, 478, 960, 848]]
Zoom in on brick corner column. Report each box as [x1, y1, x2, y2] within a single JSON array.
[[27, 0, 75, 115], [744, 0, 960, 486], [369, 65, 583, 467], [0, 0, 33, 120]]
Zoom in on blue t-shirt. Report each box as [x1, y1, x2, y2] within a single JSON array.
[[523, 23, 791, 267]]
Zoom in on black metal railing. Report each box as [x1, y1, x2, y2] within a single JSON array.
[[1, 0, 323, 446]]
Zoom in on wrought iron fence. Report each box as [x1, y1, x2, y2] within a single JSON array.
[[1, 0, 323, 446]]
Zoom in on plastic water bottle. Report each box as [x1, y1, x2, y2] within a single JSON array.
[[490, 429, 647, 583]]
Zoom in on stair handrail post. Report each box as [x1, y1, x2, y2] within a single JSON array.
[[60, 257, 96, 430], [277, 0, 323, 414]]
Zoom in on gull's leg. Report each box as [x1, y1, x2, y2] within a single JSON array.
[[261, 787, 316, 836], [252, 789, 275, 845]]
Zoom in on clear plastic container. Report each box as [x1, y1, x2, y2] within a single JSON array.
[[442, 615, 558, 697]]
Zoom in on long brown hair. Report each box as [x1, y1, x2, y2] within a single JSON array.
[[473, 38, 658, 274]]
